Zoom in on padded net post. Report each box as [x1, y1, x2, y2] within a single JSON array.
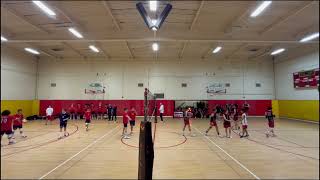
[[138, 88, 155, 180]]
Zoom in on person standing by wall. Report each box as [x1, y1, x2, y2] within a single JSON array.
[[69, 103, 76, 120], [112, 105, 117, 123], [159, 103, 164, 122], [107, 104, 113, 122], [45, 105, 54, 125]]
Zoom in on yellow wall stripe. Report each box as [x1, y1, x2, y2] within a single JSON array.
[[272, 100, 279, 118], [1, 100, 40, 117], [278, 100, 319, 122]]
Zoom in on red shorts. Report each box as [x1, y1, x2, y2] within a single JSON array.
[[268, 120, 274, 128], [184, 118, 190, 125], [47, 115, 54, 121], [223, 121, 231, 128], [233, 116, 238, 121], [242, 125, 248, 129], [210, 121, 217, 126]]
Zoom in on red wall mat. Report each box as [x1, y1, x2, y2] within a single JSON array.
[[39, 100, 175, 116], [207, 100, 271, 116]]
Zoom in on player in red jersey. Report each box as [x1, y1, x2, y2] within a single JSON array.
[[265, 107, 276, 137], [122, 108, 131, 139], [90, 103, 97, 120], [84, 108, 92, 131], [232, 104, 240, 130], [97, 102, 104, 120], [69, 103, 76, 120], [182, 108, 194, 136], [13, 109, 27, 138], [205, 109, 221, 137], [1, 110, 15, 145], [223, 109, 232, 138], [128, 107, 137, 135], [76, 103, 83, 120]]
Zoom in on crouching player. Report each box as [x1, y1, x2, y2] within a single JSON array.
[[240, 109, 249, 138], [205, 109, 221, 137], [13, 109, 27, 138], [265, 107, 276, 137], [59, 109, 70, 139], [1, 110, 15, 145]]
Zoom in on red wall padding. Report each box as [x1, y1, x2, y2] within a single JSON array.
[[39, 100, 270, 116], [207, 100, 271, 116], [39, 100, 175, 116]]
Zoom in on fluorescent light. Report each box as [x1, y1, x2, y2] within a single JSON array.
[[212, 46, 222, 53], [150, 1, 157, 11], [68, 28, 83, 38], [299, 32, 319, 42], [89, 45, 99, 53], [152, 43, 159, 51], [24, 48, 40, 55], [33, 1, 56, 16], [1, 36, 8, 42], [250, 1, 272, 17], [270, 48, 285, 55], [151, 19, 157, 26]]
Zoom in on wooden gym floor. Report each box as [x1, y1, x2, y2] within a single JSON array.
[[1, 117, 319, 179]]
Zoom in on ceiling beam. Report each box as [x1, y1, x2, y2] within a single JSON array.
[[125, 41, 135, 59], [7, 39, 319, 44], [260, 1, 315, 35], [62, 42, 86, 59], [101, 1, 121, 31], [248, 46, 273, 60], [95, 42, 111, 59], [178, 41, 188, 59], [189, 0, 205, 31], [225, 43, 248, 59], [2, 4, 50, 34], [224, 1, 255, 34], [293, 24, 318, 39]]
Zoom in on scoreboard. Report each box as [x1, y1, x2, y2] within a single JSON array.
[[293, 68, 319, 89]]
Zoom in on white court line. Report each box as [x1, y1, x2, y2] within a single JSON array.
[[194, 127, 260, 180], [38, 125, 120, 179]]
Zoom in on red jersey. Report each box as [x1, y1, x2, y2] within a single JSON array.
[[98, 106, 103, 113], [129, 111, 136, 121], [1, 115, 13, 131], [76, 106, 83, 113], [69, 106, 76, 113], [84, 111, 91, 120], [13, 114, 24, 126], [123, 112, 129, 124]]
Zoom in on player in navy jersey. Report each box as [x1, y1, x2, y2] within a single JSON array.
[[58, 109, 70, 139]]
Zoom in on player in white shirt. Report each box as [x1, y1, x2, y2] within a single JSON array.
[[159, 103, 164, 122], [240, 109, 249, 138], [45, 105, 54, 125]]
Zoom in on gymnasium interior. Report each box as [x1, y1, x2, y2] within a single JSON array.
[[1, 1, 319, 179]]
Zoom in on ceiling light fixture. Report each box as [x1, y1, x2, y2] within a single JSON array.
[[25, 48, 40, 55], [299, 32, 319, 43], [212, 46, 222, 53], [1, 36, 8, 42], [250, 1, 272, 17], [270, 48, 285, 56], [68, 28, 83, 39], [89, 45, 100, 53], [152, 43, 159, 51], [32, 1, 56, 16], [150, 1, 157, 11]]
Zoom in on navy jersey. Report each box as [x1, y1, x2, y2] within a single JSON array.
[[210, 113, 217, 122], [59, 113, 70, 122], [265, 110, 274, 121]]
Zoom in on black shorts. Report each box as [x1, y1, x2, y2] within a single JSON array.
[[123, 123, 128, 128], [85, 119, 91, 124], [60, 121, 68, 128], [1, 130, 13, 136], [129, 120, 135, 126], [13, 125, 23, 130]]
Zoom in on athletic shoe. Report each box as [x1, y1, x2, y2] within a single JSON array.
[[266, 133, 269, 138], [22, 135, 27, 138], [124, 136, 130, 139], [240, 136, 243, 138], [191, 134, 196, 137], [8, 141, 15, 145]]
